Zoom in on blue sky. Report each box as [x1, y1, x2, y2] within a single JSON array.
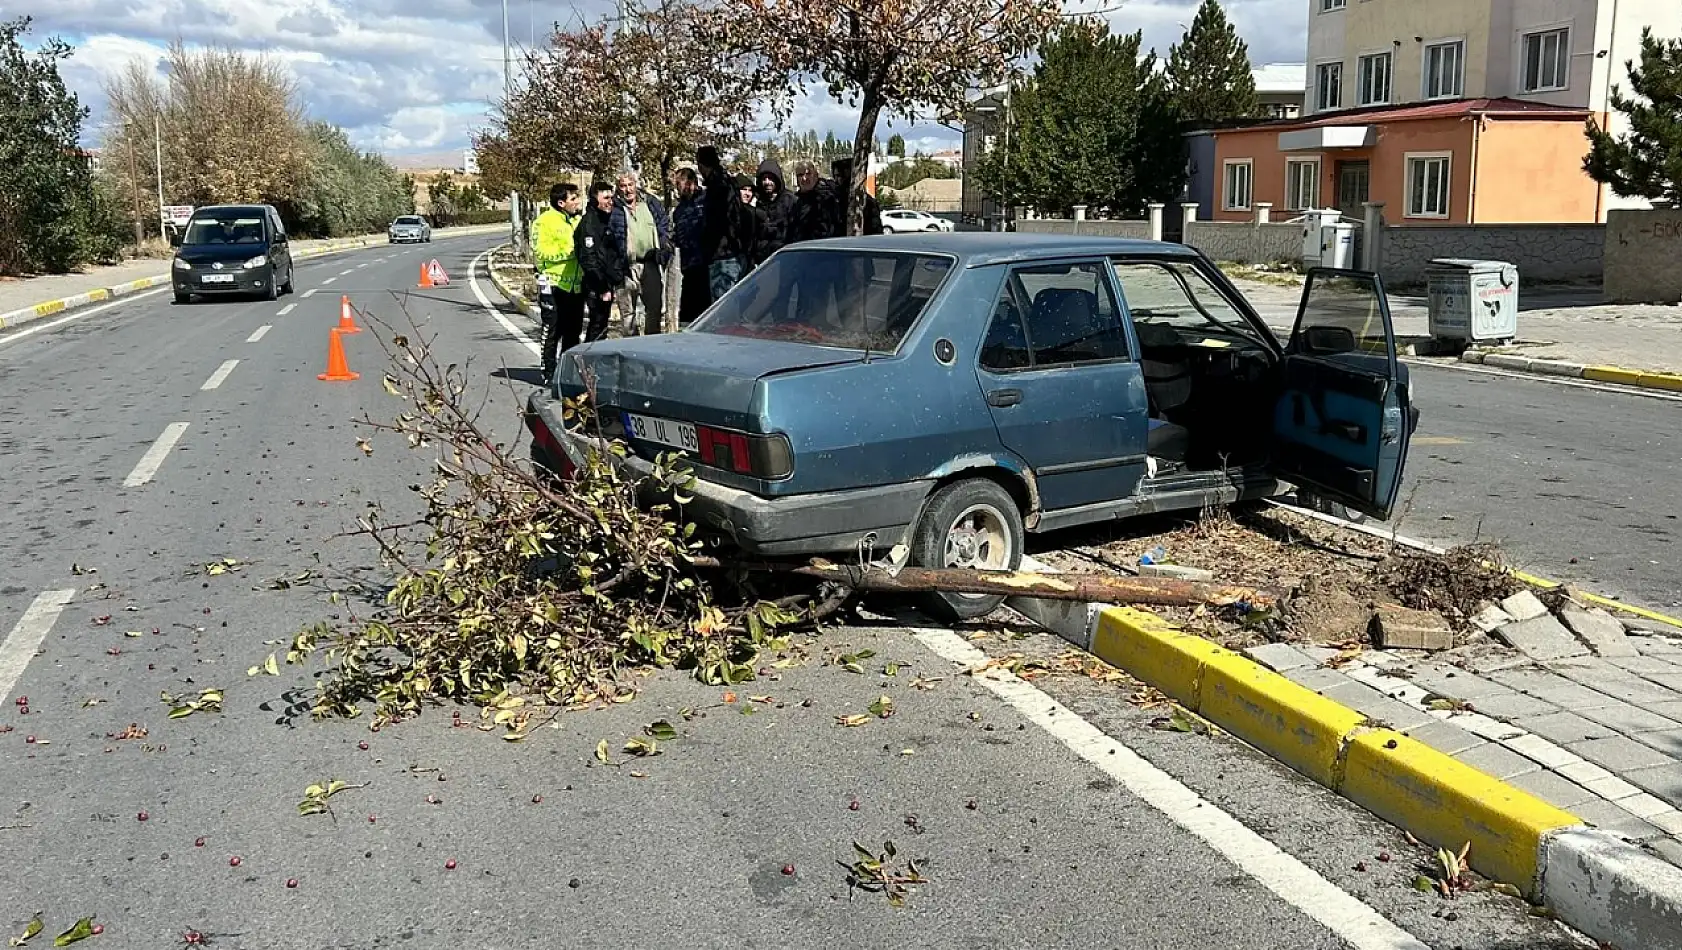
[[32, 0, 1309, 166]]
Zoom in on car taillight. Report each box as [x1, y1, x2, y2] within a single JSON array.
[[525, 410, 575, 479], [695, 424, 793, 479]]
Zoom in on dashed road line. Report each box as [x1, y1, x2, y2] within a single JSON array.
[[340, 268, 355, 276], [303, 289, 319, 298], [0, 590, 76, 705], [913, 628, 1431, 950], [123, 422, 190, 488], [322, 277, 337, 285], [247, 325, 272, 343], [277, 304, 296, 316], [200, 359, 240, 391]]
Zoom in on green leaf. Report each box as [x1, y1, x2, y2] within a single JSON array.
[[1413, 875, 1436, 892], [1490, 882, 1522, 898], [884, 662, 900, 676], [623, 735, 659, 756], [265, 653, 279, 676], [9, 916, 43, 947], [168, 705, 196, 719], [52, 918, 94, 947], [646, 720, 678, 742], [868, 695, 894, 718], [594, 739, 610, 763]]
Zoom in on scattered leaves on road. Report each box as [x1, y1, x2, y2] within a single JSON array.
[[199, 558, 246, 577], [161, 688, 224, 719], [867, 695, 894, 719], [51, 918, 95, 947], [1432, 841, 1472, 898], [841, 840, 927, 907], [298, 778, 367, 817], [1149, 705, 1219, 736], [7, 916, 42, 947], [247, 654, 281, 678], [834, 649, 876, 674], [835, 714, 871, 728]]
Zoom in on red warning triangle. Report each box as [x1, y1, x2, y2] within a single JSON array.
[[426, 259, 451, 286]]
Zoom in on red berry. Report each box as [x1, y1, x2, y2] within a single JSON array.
[[286, 878, 299, 888], [13, 696, 25, 705], [137, 811, 149, 821], [847, 799, 860, 811], [445, 859, 457, 870], [18, 706, 27, 715], [368, 815, 377, 823], [195, 837, 206, 847], [91, 925, 104, 936], [531, 795, 543, 804], [1378, 852, 1392, 863], [24, 735, 35, 744], [781, 864, 795, 876], [229, 856, 242, 867]]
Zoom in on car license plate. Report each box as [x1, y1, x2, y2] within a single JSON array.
[[201, 274, 235, 284], [623, 412, 697, 452]]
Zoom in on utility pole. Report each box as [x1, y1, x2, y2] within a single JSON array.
[[618, 0, 634, 173], [501, 0, 522, 251], [154, 113, 167, 240], [125, 121, 143, 245]]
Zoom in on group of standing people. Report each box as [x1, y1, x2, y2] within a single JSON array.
[[528, 145, 884, 381]]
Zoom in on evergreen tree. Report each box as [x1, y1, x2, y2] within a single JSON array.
[[973, 19, 1186, 215], [1584, 27, 1682, 204], [1165, 0, 1259, 124], [887, 133, 906, 158]]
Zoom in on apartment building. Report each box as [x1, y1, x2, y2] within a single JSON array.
[[1210, 0, 1682, 224]]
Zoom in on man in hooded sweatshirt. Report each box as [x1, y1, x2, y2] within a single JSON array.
[[752, 159, 796, 265], [696, 145, 753, 298], [576, 182, 626, 343]]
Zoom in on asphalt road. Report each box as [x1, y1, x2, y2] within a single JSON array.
[[0, 235, 1646, 949]]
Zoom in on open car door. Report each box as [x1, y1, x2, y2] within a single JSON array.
[[1269, 268, 1417, 521]]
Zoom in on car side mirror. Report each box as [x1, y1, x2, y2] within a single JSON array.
[[168, 230, 182, 248], [1300, 325, 1356, 355]]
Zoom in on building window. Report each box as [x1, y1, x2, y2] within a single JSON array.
[[1223, 160, 1253, 211], [1315, 62, 1343, 111], [1285, 159, 1321, 212], [1522, 28, 1570, 92], [1405, 154, 1451, 218], [1423, 40, 1465, 99], [1358, 51, 1392, 106], [1319, 0, 1346, 10]]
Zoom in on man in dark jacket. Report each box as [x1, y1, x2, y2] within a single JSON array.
[[575, 182, 625, 343], [735, 173, 768, 270], [832, 158, 883, 236], [696, 146, 753, 299], [669, 167, 710, 325], [608, 170, 674, 335], [787, 160, 840, 244], [752, 159, 796, 265]]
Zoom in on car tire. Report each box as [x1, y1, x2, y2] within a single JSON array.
[[909, 477, 1024, 623], [1296, 489, 1368, 525], [174, 291, 191, 305], [280, 266, 294, 295], [263, 273, 279, 301]]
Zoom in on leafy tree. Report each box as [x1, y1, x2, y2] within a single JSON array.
[[973, 19, 1185, 216], [427, 172, 461, 225], [710, 0, 1062, 235], [1584, 27, 1682, 204], [0, 17, 115, 274], [1166, 0, 1259, 124], [291, 122, 414, 237], [877, 187, 902, 210], [878, 153, 958, 189], [887, 133, 906, 158]]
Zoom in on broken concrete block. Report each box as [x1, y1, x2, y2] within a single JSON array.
[[1136, 563, 1216, 582], [1501, 590, 1550, 622], [1493, 615, 1591, 662], [1560, 605, 1639, 658], [1370, 605, 1455, 651], [1471, 604, 1514, 634]]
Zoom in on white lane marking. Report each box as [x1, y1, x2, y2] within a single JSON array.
[[123, 422, 190, 488], [340, 268, 355, 276], [303, 289, 319, 298], [0, 288, 170, 350], [200, 359, 240, 391], [913, 628, 1431, 950], [276, 304, 295, 316], [468, 249, 540, 355], [0, 590, 76, 705], [321, 277, 337, 285], [247, 325, 271, 343], [1411, 360, 1682, 403], [356, 263, 369, 269]]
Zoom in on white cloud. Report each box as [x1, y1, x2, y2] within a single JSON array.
[[26, 0, 1306, 158]]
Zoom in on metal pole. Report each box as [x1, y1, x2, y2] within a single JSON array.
[[154, 113, 167, 239], [125, 123, 143, 245], [618, 0, 633, 172], [502, 0, 521, 252]]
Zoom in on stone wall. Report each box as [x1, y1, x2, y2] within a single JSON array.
[[1603, 209, 1682, 303], [1376, 224, 1604, 288], [1183, 221, 1303, 264], [1013, 219, 1153, 239]]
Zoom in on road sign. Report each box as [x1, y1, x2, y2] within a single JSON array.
[[427, 259, 450, 286], [164, 205, 195, 227]]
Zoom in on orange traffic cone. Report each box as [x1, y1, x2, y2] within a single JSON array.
[[418, 261, 433, 289], [317, 328, 359, 381], [337, 295, 363, 334]]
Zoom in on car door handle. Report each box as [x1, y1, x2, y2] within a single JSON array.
[[986, 389, 1022, 408]]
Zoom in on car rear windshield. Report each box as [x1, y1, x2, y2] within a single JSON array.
[[183, 215, 265, 245], [691, 249, 953, 351], [395, 217, 424, 225]]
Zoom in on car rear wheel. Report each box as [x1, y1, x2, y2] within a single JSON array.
[[909, 478, 1024, 623]]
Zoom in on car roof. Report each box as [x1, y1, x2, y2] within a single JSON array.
[[193, 204, 270, 216], [788, 232, 1201, 268]]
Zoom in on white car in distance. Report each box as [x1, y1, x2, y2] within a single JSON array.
[[880, 209, 955, 234]]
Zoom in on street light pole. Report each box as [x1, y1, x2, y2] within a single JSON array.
[[153, 113, 167, 239], [501, 0, 522, 249]]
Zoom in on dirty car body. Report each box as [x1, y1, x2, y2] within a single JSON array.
[[527, 233, 1417, 618]]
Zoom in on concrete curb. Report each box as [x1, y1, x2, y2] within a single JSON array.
[[0, 226, 505, 335], [1460, 349, 1682, 394], [1008, 558, 1682, 949], [483, 244, 538, 321]]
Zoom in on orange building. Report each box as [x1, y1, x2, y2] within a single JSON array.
[[1210, 98, 1607, 225]]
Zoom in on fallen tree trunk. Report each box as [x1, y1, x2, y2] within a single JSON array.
[[696, 557, 1275, 610]]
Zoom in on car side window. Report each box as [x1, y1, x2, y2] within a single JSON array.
[[1111, 259, 1265, 346], [979, 288, 1030, 371], [1016, 262, 1128, 366]]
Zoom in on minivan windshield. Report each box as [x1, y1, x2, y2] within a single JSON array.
[[182, 214, 266, 246], [690, 249, 953, 352]]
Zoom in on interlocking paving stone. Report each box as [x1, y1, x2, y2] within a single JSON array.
[[1521, 711, 1620, 745], [1401, 720, 1486, 756], [1577, 703, 1682, 735], [1243, 642, 1316, 672], [1568, 735, 1674, 772], [1488, 668, 1619, 709], [1623, 765, 1682, 809], [1571, 797, 1666, 843], [1494, 615, 1591, 661], [1412, 664, 1514, 701], [1455, 742, 1543, 780], [1635, 729, 1682, 758], [1468, 691, 1561, 720], [1509, 769, 1599, 809]]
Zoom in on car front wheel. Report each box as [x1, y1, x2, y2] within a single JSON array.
[[909, 477, 1024, 623]]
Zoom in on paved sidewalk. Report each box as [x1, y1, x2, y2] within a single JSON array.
[[1232, 277, 1682, 378], [1245, 590, 1682, 869], [0, 257, 179, 315]]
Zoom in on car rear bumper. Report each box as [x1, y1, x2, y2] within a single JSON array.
[[529, 395, 930, 557]]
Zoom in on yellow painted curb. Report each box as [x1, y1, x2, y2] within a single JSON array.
[[1583, 366, 1643, 386], [1343, 730, 1579, 891], [1199, 651, 1365, 788], [1090, 606, 1584, 898], [1640, 372, 1682, 393]]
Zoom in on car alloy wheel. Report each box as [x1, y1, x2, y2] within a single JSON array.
[[909, 477, 1024, 622], [943, 504, 1012, 577]]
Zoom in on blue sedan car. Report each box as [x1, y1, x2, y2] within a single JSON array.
[[527, 233, 1417, 621]]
